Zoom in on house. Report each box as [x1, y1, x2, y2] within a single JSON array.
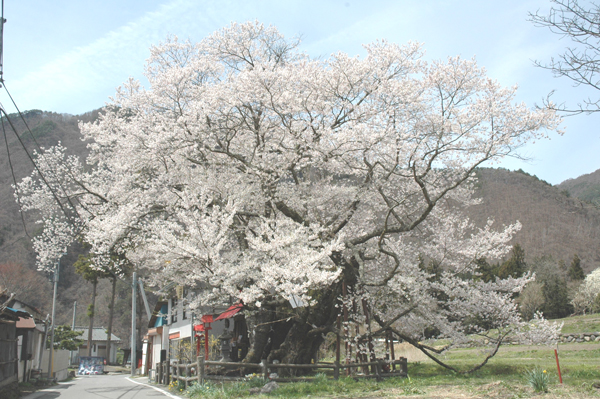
[[0, 294, 38, 399], [10, 299, 47, 383], [142, 300, 167, 375], [142, 288, 250, 376], [73, 327, 121, 364]]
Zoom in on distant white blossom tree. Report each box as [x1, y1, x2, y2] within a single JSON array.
[[572, 268, 600, 314], [19, 22, 562, 371]]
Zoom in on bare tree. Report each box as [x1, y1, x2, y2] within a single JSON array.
[[531, 0, 600, 114]]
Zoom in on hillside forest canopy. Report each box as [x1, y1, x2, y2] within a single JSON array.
[[17, 22, 563, 372]]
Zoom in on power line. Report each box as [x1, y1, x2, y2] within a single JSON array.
[[0, 0, 5, 84], [1, 110, 30, 238], [3, 82, 83, 222], [0, 105, 79, 233], [0, 2, 82, 238]]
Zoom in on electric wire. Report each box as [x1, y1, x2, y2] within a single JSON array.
[[3, 83, 45, 150], [0, 105, 79, 234], [2, 82, 83, 222], [1, 109, 30, 238], [0, 1, 82, 239]]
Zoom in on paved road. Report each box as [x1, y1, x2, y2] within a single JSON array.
[[24, 374, 181, 399]]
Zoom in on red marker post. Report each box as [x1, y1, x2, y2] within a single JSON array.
[[554, 348, 563, 384]]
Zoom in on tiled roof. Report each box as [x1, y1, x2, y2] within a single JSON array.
[[74, 326, 121, 342]]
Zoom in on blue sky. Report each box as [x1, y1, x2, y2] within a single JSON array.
[[2, 0, 599, 184]]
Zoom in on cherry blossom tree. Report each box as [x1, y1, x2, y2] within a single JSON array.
[[18, 22, 562, 371], [572, 267, 600, 313]]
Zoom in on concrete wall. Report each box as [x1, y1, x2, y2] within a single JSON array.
[[40, 349, 70, 381], [17, 329, 45, 382]]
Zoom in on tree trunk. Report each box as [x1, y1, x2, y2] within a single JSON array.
[[243, 306, 278, 364], [270, 284, 342, 371], [245, 255, 356, 368], [105, 277, 116, 364], [87, 279, 97, 356]]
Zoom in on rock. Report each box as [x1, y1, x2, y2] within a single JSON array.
[[261, 381, 279, 394], [248, 387, 261, 395], [595, 336, 600, 342], [585, 336, 591, 341]]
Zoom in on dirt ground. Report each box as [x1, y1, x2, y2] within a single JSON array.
[[323, 382, 600, 399]]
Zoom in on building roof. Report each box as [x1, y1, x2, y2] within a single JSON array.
[[74, 326, 121, 342], [16, 317, 36, 329], [0, 306, 31, 322]]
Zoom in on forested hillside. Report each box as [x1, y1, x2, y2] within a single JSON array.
[[0, 109, 148, 347], [471, 168, 600, 273], [1, 110, 599, 339], [558, 168, 600, 205]]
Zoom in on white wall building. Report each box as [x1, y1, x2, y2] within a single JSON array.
[[74, 327, 121, 364]]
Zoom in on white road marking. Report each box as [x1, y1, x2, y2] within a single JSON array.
[[125, 377, 182, 398]]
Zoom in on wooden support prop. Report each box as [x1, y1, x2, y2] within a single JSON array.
[[336, 315, 341, 369], [389, 330, 396, 371], [342, 281, 349, 376]]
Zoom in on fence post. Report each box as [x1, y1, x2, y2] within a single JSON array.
[[156, 362, 161, 384], [260, 359, 268, 380], [333, 361, 340, 380], [175, 361, 179, 386], [400, 357, 407, 375], [166, 359, 171, 385], [375, 360, 383, 381], [198, 356, 204, 385], [184, 363, 189, 389]]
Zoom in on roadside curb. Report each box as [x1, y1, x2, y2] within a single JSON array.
[[125, 377, 184, 398]]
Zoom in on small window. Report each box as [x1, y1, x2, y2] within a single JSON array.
[[182, 288, 188, 319], [171, 297, 178, 323]]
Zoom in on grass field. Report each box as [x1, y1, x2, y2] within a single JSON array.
[[558, 313, 600, 334], [181, 314, 600, 398]]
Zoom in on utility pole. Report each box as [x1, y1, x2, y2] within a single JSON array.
[[48, 251, 67, 379], [70, 301, 77, 365], [131, 272, 137, 377]]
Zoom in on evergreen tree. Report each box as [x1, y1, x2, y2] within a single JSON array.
[[568, 254, 585, 281], [498, 244, 527, 279], [74, 255, 112, 356], [541, 273, 573, 318], [49, 325, 84, 350], [474, 257, 498, 283]]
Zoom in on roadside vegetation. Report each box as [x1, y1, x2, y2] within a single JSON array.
[[178, 314, 600, 398]]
